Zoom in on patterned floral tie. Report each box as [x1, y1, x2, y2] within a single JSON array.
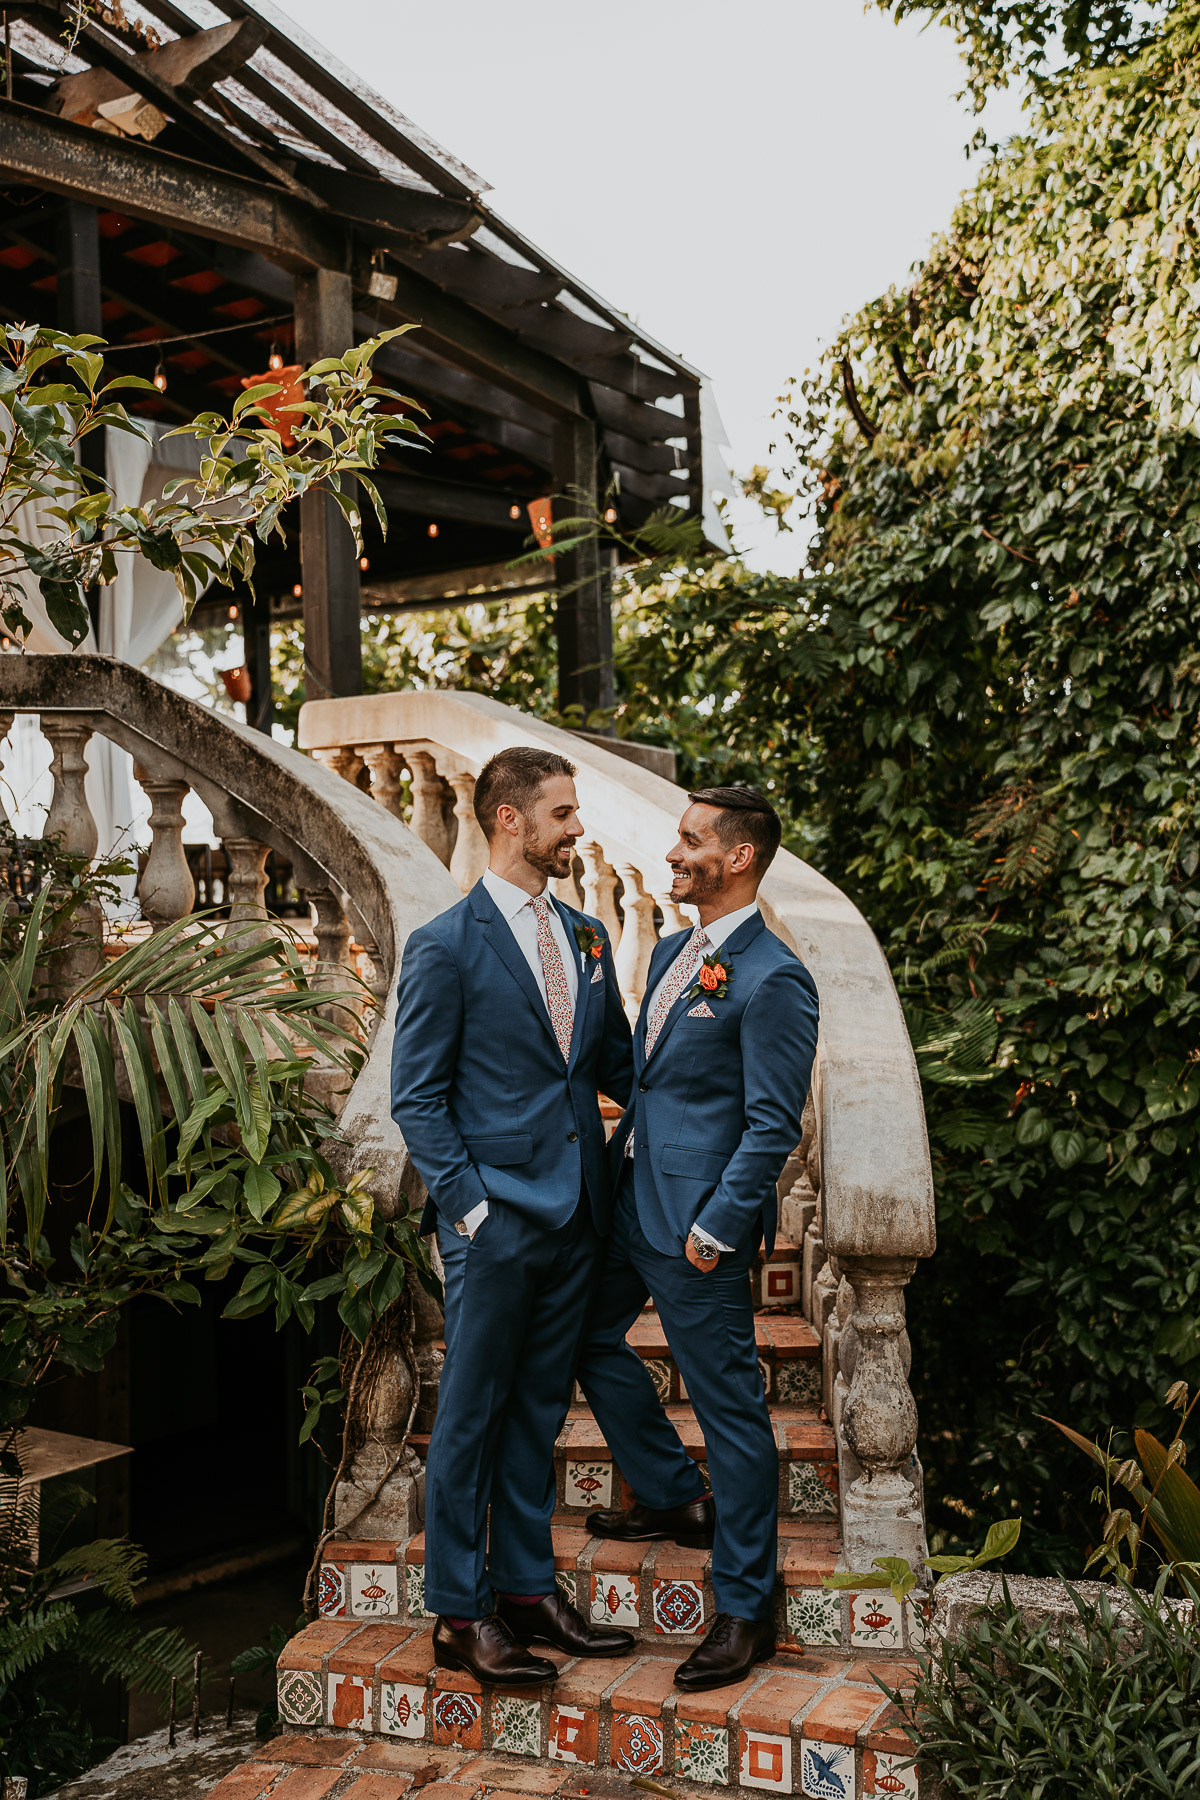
[[530, 896, 574, 1062], [644, 927, 709, 1055]]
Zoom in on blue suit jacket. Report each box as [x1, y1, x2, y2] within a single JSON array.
[[614, 910, 819, 1258], [391, 879, 635, 1237]]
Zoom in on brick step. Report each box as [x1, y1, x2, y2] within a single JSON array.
[[265, 1619, 922, 1797], [622, 1306, 820, 1408]]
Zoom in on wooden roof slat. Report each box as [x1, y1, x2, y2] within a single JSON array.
[[588, 382, 693, 444]]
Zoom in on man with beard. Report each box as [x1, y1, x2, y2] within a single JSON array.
[[577, 787, 819, 1690], [392, 745, 636, 1686]]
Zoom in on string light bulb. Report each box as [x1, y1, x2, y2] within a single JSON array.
[[153, 358, 167, 392], [359, 555, 370, 572], [292, 582, 303, 598], [603, 506, 617, 524], [227, 603, 239, 621], [268, 343, 283, 371], [509, 503, 521, 520], [427, 521, 439, 538]]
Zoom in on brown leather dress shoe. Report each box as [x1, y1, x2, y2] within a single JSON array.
[[586, 1493, 715, 1549], [433, 1615, 557, 1686], [498, 1589, 636, 1657], [673, 1612, 777, 1691]]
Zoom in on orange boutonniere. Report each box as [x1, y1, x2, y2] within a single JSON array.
[[688, 949, 734, 1001], [573, 921, 606, 962]]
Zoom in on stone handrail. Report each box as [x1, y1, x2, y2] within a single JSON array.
[[299, 686, 936, 1569]]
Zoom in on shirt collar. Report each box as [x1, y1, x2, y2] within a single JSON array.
[[482, 867, 548, 922], [699, 901, 759, 950]]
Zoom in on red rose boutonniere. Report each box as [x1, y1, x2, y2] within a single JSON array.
[[688, 949, 734, 1001], [573, 921, 606, 962]]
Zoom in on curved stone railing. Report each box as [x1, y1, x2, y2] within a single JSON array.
[[298, 686, 936, 1570]]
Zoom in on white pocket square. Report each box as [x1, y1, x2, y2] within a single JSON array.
[[590, 963, 604, 984], [686, 1000, 715, 1018]]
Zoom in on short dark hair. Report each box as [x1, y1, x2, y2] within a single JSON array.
[[474, 745, 577, 839], [687, 785, 782, 874]]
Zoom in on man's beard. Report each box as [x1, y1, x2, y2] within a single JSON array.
[[522, 825, 575, 880], [674, 856, 725, 899]]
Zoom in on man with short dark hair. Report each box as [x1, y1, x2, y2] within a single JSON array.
[[392, 745, 636, 1686], [577, 785, 819, 1691]]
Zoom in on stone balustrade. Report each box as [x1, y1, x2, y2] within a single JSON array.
[[298, 687, 937, 1574]]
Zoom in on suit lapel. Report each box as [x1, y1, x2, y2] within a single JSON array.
[[469, 880, 563, 1058], [642, 911, 767, 1064], [553, 894, 592, 1071]]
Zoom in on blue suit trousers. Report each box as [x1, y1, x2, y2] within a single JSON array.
[[425, 1194, 599, 1617], [576, 1169, 779, 1621]]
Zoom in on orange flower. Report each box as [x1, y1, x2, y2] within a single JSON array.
[[591, 942, 603, 959], [698, 964, 719, 991]]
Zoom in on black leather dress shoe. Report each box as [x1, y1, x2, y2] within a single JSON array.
[[433, 1615, 557, 1686], [673, 1612, 777, 1691], [498, 1589, 636, 1657], [586, 1493, 715, 1549]]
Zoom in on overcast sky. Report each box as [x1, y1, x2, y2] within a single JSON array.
[[280, 1, 1025, 569]]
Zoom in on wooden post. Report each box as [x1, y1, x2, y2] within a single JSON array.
[[553, 416, 613, 723], [57, 201, 105, 631], [244, 587, 273, 735], [294, 268, 361, 703]]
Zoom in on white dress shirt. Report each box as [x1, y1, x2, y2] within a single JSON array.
[[457, 870, 582, 1237], [628, 902, 761, 1255]]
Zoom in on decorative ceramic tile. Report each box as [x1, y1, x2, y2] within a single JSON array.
[[431, 1686, 482, 1748], [646, 1359, 673, 1405], [566, 1459, 612, 1509], [764, 1261, 801, 1305], [381, 1681, 427, 1739], [905, 1599, 930, 1652], [350, 1562, 399, 1616], [590, 1571, 640, 1628], [277, 1667, 321, 1727], [864, 1748, 918, 1796], [406, 1561, 429, 1619], [759, 1357, 773, 1398], [611, 1712, 664, 1776], [676, 1719, 729, 1785], [326, 1672, 372, 1731], [317, 1561, 346, 1618], [777, 1362, 822, 1406], [555, 1569, 577, 1610], [549, 1703, 598, 1765], [653, 1577, 704, 1635], [787, 1588, 843, 1647], [789, 1461, 838, 1516], [740, 1728, 792, 1792], [490, 1692, 542, 1757], [850, 1589, 903, 1650], [801, 1738, 856, 1799]]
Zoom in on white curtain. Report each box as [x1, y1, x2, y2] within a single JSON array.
[[1, 424, 213, 903]]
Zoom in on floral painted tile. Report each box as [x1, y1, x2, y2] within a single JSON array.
[[801, 1737, 856, 1799], [611, 1712, 664, 1776], [555, 1569, 577, 1610], [777, 1362, 822, 1406], [381, 1681, 427, 1739], [490, 1692, 542, 1757], [566, 1460, 612, 1509], [740, 1728, 792, 1792], [317, 1560, 346, 1618], [326, 1671, 372, 1731], [277, 1667, 321, 1727], [549, 1703, 598, 1765], [787, 1588, 843, 1647], [850, 1590, 903, 1650], [406, 1561, 429, 1620], [864, 1748, 918, 1796], [653, 1577, 704, 1635], [350, 1562, 399, 1616], [646, 1359, 673, 1405], [590, 1571, 640, 1629], [676, 1719, 729, 1785], [431, 1686, 482, 1749], [789, 1461, 838, 1516]]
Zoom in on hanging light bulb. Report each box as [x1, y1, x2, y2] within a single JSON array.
[[292, 582, 303, 599], [427, 522, 439, 538], [603, 506, 618, 524], [268, 342, 283, 371], [153, 358, 167, 393], [359, 555, 370, 572], [509, 503, 521, 520], [227, 603, 239, 621]]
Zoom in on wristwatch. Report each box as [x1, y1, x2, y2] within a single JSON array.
[[689, 1230, 721, 1262]]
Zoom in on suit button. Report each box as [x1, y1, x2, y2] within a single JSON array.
[[567, 1130, 578, 1142], [639, 1082, 649, 1092]]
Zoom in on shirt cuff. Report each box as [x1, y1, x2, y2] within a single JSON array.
[[691, 1222, 736, 1254], [456, 1199, 489, 1238]]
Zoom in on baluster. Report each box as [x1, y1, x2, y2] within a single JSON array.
[[447, 772, 489, 894], [41, 714, 103, 990], [577, 839, 621, 944], [304, 882, 357, 1012], [825, 1271, 855, 1422], [837, 1254, 926, 1568], [781, 1098, 819, 1245], [552, 859, 583, 908], [135, 772, 195, 927], [310, 745, 364, 786], [612, 860, 657, 1018], [403, 748, 454, 867], [360, 742, 405, 819], [223, 836, 273, 947], [653, 889, 692, 935]]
